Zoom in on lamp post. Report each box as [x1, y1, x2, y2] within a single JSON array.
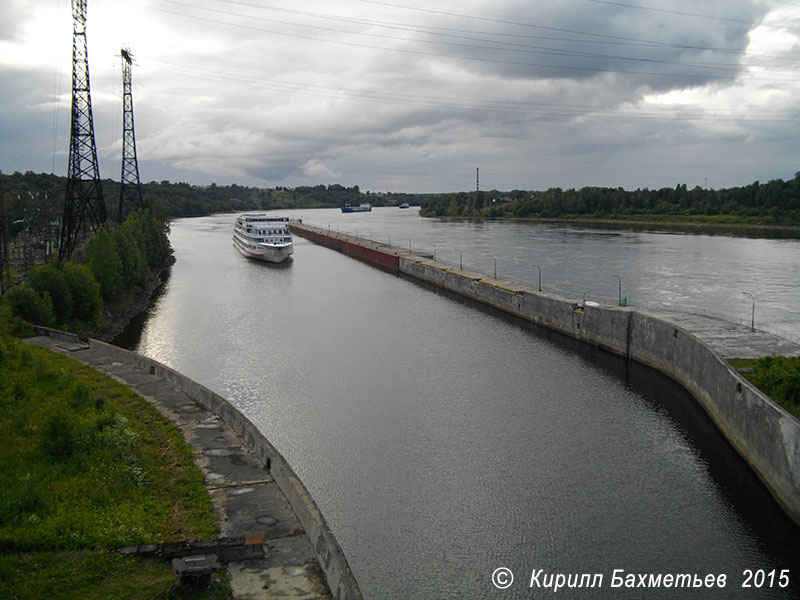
[[407, 239, 412, 251], [582, 290, 590, 305], [533, 264, 541, 291], [490, 255, 497, 278], [612, 275, 622, 306], [432, 244, 437, 262], [455, 248, 462, 269], [742, 292, 755, 331]]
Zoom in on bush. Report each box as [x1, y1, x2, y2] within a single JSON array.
[[40, 412, 79, 461], [753, 356, 800, 407], [3, 285, 55, 327]]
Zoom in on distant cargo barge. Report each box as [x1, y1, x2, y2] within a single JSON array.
[[341, 203, 372, 213]]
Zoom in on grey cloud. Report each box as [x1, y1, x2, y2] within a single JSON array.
[[1, 1, 30, 43], [406, 0, 762, 91]]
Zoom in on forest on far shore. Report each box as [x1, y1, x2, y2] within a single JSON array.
[[417, 173, 800, 226], [2, 170, 799, 226]]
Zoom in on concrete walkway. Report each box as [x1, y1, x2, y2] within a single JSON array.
[[28, 334, 332, 600], [642, 310, 800, 359]]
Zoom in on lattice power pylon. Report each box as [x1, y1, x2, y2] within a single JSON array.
[[118, 47, 145, 223], [60, 0, 107, 261]]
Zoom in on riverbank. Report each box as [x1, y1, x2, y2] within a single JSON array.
[[291, 220, 800, 527], [0, 334, 224, 598], [93, 254, 175, 342], [421, 214, 800, 238], [26, 327, 363, 600]]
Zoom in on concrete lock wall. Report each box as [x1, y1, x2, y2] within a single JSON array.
[[291, 223, 800, 526], [88, 339, 362, 600]]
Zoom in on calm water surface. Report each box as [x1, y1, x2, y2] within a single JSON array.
[[120, 210, 800, 598], [295, 207, 800, 342]]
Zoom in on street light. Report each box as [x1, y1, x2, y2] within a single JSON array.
[[490, 255, 497, 278], [612, 275, 622, 306], [455, 248, 462, 269], [533, 264, 541, 291], [582, 290, 591, 305], [742, 292, 755, 331]]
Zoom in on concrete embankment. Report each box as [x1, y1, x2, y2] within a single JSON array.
[[291, 221, 800, 527], [29, 326, 362, 600]]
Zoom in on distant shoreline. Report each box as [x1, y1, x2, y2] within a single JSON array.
[[422, 214, 800, 238]]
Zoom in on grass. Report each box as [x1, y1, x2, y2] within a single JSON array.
[[0, 551, 231, 599], [729, 356, 800, 420], [0, 337, 226, 598]]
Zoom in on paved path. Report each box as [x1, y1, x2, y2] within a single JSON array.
[[642, 310, 800, 359], [28, 335, 332, 600]]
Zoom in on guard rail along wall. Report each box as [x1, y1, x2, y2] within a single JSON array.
[[87, 337, 362, 600], [292, 221, 800, 526]]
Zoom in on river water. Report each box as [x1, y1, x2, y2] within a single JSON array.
[[118, 209, 800, 598]]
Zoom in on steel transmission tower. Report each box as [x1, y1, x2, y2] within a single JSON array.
[[118, 47, 145, 223], [60, 0, 107, 261]]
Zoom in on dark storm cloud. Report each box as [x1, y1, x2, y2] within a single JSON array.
[[405, 0, 764, 90]]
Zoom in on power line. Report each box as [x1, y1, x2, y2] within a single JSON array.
[[581, 0, 800, 33], [144, 0, 795, 82], [358, 0, 800, 34], [194, 0, 781, 73], [144, 56, 800, 124], [211, 0, 757, 56]]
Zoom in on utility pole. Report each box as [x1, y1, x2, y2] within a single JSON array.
[[118, 47, 145, 223], [60, 0, 107, 261], [0, 190, 9, 293]]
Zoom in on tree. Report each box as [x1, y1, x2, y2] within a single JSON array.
[[87, 226, 123, 301], [62, 262, 102, 325], [28, 265, 72, 326], [113, 223, 148, 290]]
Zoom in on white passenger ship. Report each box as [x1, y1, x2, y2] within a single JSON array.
[[232, 214, 294, 263]]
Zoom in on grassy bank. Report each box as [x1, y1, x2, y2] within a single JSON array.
[[0, 338, 228, 598], [521, 213, 800, 230], [729, 356, 800, 420]]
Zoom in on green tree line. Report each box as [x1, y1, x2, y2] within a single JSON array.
[[418, 173, 800, 226], [2, 209, 170, 336], [0, 171, 412, 218]]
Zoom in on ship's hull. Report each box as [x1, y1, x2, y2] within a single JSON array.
[[233, 238, 294, 263], [341, 204, 372, 213]]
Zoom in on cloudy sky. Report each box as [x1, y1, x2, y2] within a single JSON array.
[[1, 0, 799, 192]]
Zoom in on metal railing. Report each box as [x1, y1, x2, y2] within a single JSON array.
[[293, 221, 800, 345]]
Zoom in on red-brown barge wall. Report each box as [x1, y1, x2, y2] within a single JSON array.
[[291, 225, 400, 274]]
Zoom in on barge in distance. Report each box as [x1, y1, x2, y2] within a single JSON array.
[[341, 203, 372, 213], [233, 213, 294, 263]]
